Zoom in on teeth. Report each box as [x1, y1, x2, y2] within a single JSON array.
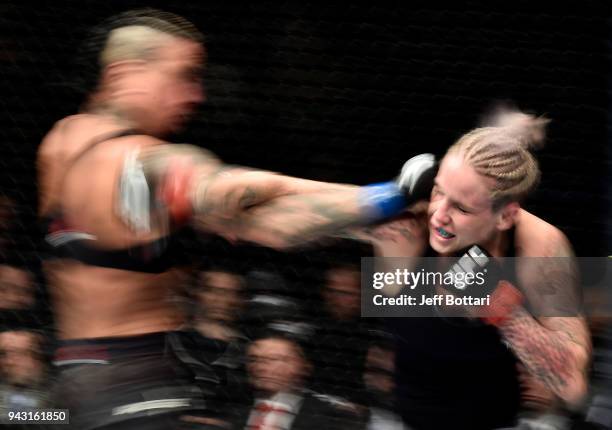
[[437, 227, 454, 238]]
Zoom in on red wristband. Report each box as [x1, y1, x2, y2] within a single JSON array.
[[158, 160, 196, 225], [482, 280, 524, 327]]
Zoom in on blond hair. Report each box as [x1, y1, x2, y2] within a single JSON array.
[[446, 107, 549, 209], [98, 9, 203, 68]]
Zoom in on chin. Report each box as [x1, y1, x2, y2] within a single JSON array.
[[256, 382, 283, 394], [429, 236, 459, 256]]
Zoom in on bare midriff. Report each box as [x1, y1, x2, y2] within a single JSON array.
[[46, 260, 186, 339]]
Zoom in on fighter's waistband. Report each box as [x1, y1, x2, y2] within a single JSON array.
[[53, 331, 173, 366]]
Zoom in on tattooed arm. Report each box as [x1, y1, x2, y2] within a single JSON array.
[[134, 144, 369, 247], [347, 202, 430, 256], [499, 230, 590, 407], [195, 186, 363, 249], [139, 144, 345, 216], [135, 144, 418, 248]]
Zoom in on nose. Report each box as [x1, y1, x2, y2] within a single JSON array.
[[431, 199, 451, 226]]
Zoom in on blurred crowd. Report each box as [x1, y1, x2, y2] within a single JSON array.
[[0, 195, 609, 430]]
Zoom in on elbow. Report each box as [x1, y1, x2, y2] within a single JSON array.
[[559, 375, 588, 410], [560, 349, 591, 409]]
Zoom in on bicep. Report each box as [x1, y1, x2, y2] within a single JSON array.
[[517, 233, 583, 320], [517, 237, 591, 362], [138, 144, 223, 178]]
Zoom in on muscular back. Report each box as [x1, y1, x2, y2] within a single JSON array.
[[38, 114, 188, 339], [39, 115, 168, 247]]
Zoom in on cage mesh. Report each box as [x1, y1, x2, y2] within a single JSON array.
[[0, 1, 609, 427]]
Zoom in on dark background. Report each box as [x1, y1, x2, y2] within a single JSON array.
[[0, 0, 610, 262]]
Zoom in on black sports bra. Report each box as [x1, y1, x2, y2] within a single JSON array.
[[41, 129, 183, 273]]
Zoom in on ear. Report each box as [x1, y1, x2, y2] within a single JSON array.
[[495, 202, 519, 231]]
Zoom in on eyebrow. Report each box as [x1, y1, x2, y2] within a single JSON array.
[[433, 181, 479, 212]]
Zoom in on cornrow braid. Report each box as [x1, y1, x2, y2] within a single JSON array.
[[446, 109, 549, 210]]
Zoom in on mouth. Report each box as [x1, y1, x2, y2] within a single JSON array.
[[432, 226, 455, 240]]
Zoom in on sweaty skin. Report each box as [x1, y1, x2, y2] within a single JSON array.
[[39, 114, 188, 339], [39, 113, 369, 339]]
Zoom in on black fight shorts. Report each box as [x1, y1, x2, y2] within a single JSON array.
[[51, 331, 225, 430]]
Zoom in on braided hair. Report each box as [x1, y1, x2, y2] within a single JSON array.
[[445, 106, 549, 210]]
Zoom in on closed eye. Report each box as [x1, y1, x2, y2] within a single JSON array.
[[455, 204, 471, 214]]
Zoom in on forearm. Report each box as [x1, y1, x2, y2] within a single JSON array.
[[216, 186, 364, 249], [190, 153, 436, 243], [499, 308, 590, 407], [136, 143, 349, 222], [191, 169, 351, 217], [133, 144, 407, 244]]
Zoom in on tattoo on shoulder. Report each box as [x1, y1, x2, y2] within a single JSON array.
[[139, 144, 220, 177], [519, 250, 581, 317]]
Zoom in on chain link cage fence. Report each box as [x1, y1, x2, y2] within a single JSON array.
[[0, 1, 610, 428]]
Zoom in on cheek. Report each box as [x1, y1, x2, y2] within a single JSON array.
[[428, 198, 440, 214], [450, 216, 480, 241], [249, 363, 266, 380], [459, 216, 495, 239], [284, 364, 302, 381], [154, 84, 173, 108], [162, 80, 193, 105], [147, 76, 175, 106]]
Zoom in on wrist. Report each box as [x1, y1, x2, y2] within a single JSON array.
[[159, 160, 198, 225], [359, 182, 407, 221], [482, 280, 524, 327]]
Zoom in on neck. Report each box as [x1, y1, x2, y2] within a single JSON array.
[[258, 388, 301, 400], [86, 103, 137, 128], [482, 228, 513, 257], [85, 98, 162, 135]]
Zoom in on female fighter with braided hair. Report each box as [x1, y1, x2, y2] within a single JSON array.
[[354, 108, 590, 429]]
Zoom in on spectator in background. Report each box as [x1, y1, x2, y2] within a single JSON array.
[[0, 265, 34, 310], [188, 265, 250, 425], [364, 343, 407, 430], [323, 265, 361, 321], [0, 330, 49, 418], [311, 258, 383, 409], [193, 267, 246, 343], [244, 270, 304, 335], [237, 330, 363, 430]]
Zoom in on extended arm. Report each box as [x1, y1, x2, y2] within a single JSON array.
[[126, 144, 429, 247]]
